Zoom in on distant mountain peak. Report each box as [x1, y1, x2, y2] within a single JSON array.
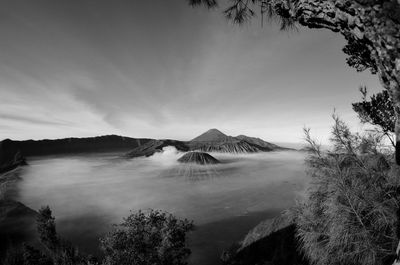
[[191, 128, 229, 142], [205, 128, 226, 136]]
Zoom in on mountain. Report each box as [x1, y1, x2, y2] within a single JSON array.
[[177, 152, 220, 165], [5, 135, 153, 157], [0, 130, 291, 164], [0, 139, 27, 173], [187, 129, 288, 154], [191, 128, 232, 142], [188, 139, 262, 153], [126, 139, 189, 158], [235, 135, 284, 150], [126, 129, 291, 157], [0, 135, 153, 173]]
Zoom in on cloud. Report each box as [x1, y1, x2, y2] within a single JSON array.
[[0, 113, 72, 126], [0, 0, 382, 143]]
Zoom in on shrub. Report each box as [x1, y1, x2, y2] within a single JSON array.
[[100, 209, 194, 265], [295, 114, 400, 265]]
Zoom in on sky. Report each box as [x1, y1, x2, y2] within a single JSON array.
[[0, 0, 382, 144]]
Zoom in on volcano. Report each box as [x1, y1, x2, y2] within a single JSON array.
[[178, 152, 220, 165], [191, 128, 232, 142]]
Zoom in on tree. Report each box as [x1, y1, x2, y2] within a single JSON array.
[[100, 210, 194, 265], [295, 116, 399, 265], [188, 0, 400, 165], [353, 86, 396, 147], [37, 206, 86, 265], [37, 206, 59, 252]]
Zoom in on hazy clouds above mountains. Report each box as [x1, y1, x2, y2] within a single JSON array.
[[0, 0, 381, 143]]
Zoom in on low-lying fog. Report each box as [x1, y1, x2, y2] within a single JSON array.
[[10, 147, 308, 265]]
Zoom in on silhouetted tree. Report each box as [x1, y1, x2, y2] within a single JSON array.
[[37, 206, 59, 252], [100, 210, 194, 265], [37, 206, 86, 265], [188, 0, 400, 165], [353, 86, 396, 146]]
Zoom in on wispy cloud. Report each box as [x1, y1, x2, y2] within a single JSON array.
[[0, 113, 72, 126], [0, 0, 382, 142]]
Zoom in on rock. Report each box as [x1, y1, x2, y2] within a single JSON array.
[[177, 152, 220, 165]]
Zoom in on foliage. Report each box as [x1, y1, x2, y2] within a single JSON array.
[[187, 0, 399, 90], [3, 208, 194, 265], [22, 245, 53, 265], [2, 244, 53, 265], [2, 206, 91, 265], [100, 209, 194, 265], [352, 87, 396, 146], [295, 115, 400, 265], [188, 0, 218, 8], [188, 0, 298, 29], [342, 38, 377, 74], [37, 206, 59, 251], [37, 206, 87, 265]]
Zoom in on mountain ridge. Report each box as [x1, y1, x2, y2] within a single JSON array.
[[127, 129, 292, 158], [0, 130, 294, 169]]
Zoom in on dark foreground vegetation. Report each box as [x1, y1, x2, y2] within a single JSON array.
[[2, 208, 194, 265], [221, 114, 399, 265]]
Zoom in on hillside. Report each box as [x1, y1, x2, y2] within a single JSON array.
[[0, 135, 153, 174], [5, 135, 153, 157], [221, 214, 309, 265], [0, 200, 38, 258], [0, 140, 27, 173], [188, 139, 262, 153], [188, 129, 287, 153], [177, 152, 220, 165], [126, 139, 190, 158], [235, 135, 282, 150]]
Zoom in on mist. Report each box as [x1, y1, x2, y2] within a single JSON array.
[[9, 149, 308, 264]]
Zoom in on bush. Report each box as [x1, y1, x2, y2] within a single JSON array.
[[100, 209, 194, 265], [295, 115, 400, 265], [3, 208, 194, 265]]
